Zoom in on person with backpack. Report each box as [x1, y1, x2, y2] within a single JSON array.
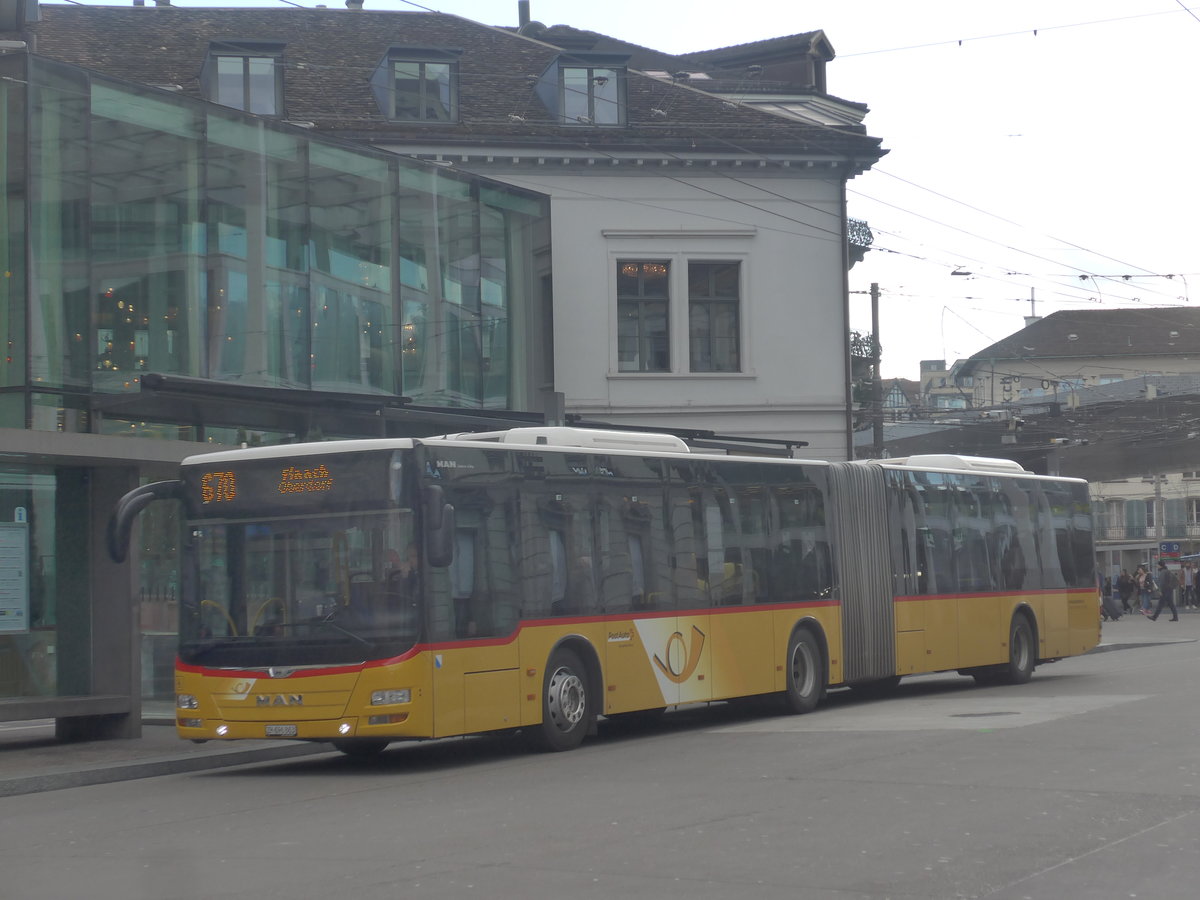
[[1150, 560, 1180, 622]]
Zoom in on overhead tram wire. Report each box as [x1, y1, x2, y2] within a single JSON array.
[[863, 223, 1182, 309], [837, 6, 1200, 57], [869, 168, 1165, 279], [845, 187, 1184, 306]]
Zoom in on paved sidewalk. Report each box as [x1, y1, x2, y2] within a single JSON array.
[[0, 718, 333, 798], [1, 610, 1196, 798]]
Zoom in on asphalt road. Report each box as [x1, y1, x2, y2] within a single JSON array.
[[4, 638, 1199, 900]]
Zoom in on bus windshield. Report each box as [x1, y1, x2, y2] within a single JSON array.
[[180, 508, 420, 668]]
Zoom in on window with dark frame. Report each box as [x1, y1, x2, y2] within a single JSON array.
[[203, 46, 284, 116], [391, 59, 457, 122], [688, 261, 741, 372], [561, 65, 623, 125], [617, 261, 670, 373]]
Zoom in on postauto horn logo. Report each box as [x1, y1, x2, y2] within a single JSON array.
[[652, 625, 706, 684]]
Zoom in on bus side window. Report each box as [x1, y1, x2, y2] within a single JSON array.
[[449, 530, 476, 638], [595, 496, 634, 613], [548, 529, 567, 614]]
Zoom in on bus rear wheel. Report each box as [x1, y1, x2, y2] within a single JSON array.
[[533, 648, 591, 752], [784, 629, 823, 714]]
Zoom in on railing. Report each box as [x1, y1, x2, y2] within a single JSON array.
[[1096, 523, 1200, 541]]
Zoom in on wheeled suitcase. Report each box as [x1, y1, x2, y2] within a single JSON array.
[[1101, 590, 1124, 621]]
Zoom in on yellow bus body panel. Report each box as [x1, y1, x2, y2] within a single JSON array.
[[174, 591, 1096, 744]]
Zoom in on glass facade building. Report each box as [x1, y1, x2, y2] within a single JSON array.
[[0, 54, 551, 736]]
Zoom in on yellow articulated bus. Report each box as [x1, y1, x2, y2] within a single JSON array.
[[109, 426, 1099, 756]]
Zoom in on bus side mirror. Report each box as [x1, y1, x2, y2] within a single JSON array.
[[423, 484, 455, 567], [427, 504, 456, 568], [108, 480, 187, 563], [423, 485, 444, 532]]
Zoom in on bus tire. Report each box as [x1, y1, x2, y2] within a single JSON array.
[[1001, 614, 1036, 684], [784, 629, 823, 714], [969, 614, 1036, 686], [332, 738, 390, 758], [533, 647, 591, 752]]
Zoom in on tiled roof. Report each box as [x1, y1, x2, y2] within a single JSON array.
[[961, 307, 1200, 370], [17, 6, 882, 159]]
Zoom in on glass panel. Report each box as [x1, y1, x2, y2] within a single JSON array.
[[592, 68, 620, 124], [98, 417, 196, 440], [309, 144, 394, 392], [479, 204, 508, 406], [0, 394, 24, 428], [437, 179, 482, 403], [0, 58, 26, 391], [392, 61, 423, 119], [246, 57, 277, 115], [562, 67, 589, 122], [30, 392, 88, 433], [215, 56, 246, 110], [202, 425, 296, 447], [90, 82, 204, 393], [0, 467, 64, 700], [137, 482, 181, 702], [29, 62, 89, 391], [206, 113, 306, 387], [424, 63, 453, 121]]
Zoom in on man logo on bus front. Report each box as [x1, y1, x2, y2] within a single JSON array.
[[653, 626, 706, 683]]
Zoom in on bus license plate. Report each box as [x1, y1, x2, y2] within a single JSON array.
[[265, 724, 297, 737]]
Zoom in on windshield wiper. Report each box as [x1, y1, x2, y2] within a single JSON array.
[[275, 619, 375, 649]]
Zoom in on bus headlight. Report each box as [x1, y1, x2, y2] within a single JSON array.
[[371, 689, 411, 705], [177, 694, 199, 709]]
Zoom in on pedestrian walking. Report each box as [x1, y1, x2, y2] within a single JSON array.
[[1117, 569, 1135, 614], [1182, 561, 1196, 609], [1135, 564, 1154, 615], [1150, 560, 1180, 622]]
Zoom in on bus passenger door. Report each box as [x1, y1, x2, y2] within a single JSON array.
[[594, 456, 680, 715], [640, 467, 715, 707], [419, 447, 523, 738], [889, 475, 926, 675]]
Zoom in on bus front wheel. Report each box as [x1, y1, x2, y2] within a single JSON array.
[[784, 629, 823, 714], [533, 648, 591, 752], [1001, 615, 1036, 684], [970, 615, 1036, 686]]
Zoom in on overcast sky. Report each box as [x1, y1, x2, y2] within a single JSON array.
[[60, 1, 1200, 379]]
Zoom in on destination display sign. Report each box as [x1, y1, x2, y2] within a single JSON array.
[[182, 450, 402, 519]]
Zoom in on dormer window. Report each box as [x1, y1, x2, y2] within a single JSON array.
[[372, 48, 460, 122], [201, 41, 285, 115], [562, 65, 622, 125], [536, 54, 628, 126]]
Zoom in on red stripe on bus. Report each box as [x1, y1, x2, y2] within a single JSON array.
[[178, 597, 840, 678]]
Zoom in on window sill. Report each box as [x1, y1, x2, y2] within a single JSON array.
[[608, 371, 755, 380]]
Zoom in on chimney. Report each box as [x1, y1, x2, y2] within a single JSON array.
[[518, 1, 530, 26]]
